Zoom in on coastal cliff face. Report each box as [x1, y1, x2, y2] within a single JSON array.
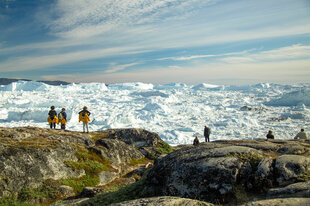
[[1, 127, 310, 206]]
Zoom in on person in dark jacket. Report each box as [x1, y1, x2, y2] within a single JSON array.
[[266, 130, 274, 139], [204, 126, 211, 142], [79, 106, 91, 133], [193, 136, 200, 146], [48, 106, 57, 129], [58, 108, 67, 130]]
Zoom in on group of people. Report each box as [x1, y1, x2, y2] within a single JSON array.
[[266, 129, 309, 140], [193, 126, 309, 145], [47, 106, 91, 133]]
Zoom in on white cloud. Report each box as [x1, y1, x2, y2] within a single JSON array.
[[49, 0, 217, 39], [159, 54, 216, 61], [40, 59, 310, 85], [0, 46, 149, 72], [105, 63, 139, 74], [222, 44, 310, 64]]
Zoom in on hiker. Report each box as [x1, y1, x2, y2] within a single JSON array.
[[58, 108, 67, 130], [79, 106, 91, 133], [204, 126, 211, 142], [193, 136, 200, 146], [266, 130, 274, 139], [47, 106, 58, 129], [294, 129, 308, 140]]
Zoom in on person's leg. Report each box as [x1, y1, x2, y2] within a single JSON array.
[[207, 135, 210, 142], [50, 123, 53, 129], [86, 123, 89, 133], [53, 123, 56, 129], [83, 122, 86, 132]]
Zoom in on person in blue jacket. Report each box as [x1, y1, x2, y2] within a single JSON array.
[[58, 108, 67, 130]]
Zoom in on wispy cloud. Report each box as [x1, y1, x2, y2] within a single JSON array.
[[222, 44, 310, 64], [49, 0, 217, 39], [105, 63, 139, 74], [0, 46, 149, 72]]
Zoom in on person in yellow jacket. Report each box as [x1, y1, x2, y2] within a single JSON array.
[[79, 106, 91, 133], [58, 108, 67, 130], [47, 106, 58, 129]]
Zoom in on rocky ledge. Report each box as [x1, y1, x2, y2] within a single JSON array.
[[0, 127, 310, 206]]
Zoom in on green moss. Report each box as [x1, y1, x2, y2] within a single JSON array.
[[297, 169, 310, 182], [91, 133, 109, 141], [75, 146, 110, 167], [227, 152, 263, 170], [81, 170, 151, 206], [64, 160, 108, 175], [61, 145, 112, 194], [17, 182, 60, 204], [0, 136, 60, 149], [129, 158, 148, 166], [156, 141, 174, 154], [61, 175, 100, 194], [0, 195, 34, 206]]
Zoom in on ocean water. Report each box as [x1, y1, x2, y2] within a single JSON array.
[[0, 81, 309, 145]]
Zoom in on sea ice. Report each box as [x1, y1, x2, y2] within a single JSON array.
[[0, 81, 309, 146]]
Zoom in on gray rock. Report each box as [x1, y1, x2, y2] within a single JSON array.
[[275, 155, 310, 186], [51, 198, 89, 206], [144, 145, 262, 202], [96, 138, 144, 173], [98, 171, 118, 185], [246, 198, 310, 206], [98, 128, 161, 147], [109, 196, 214, 206], [58, 185, 75, 198], [267, 181, 310, 199], [255, 157, 274, 188]]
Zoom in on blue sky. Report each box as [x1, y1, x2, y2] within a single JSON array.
[[0, 0, 310, 85]]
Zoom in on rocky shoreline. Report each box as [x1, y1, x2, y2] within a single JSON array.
[[0, 127, 309, 205]]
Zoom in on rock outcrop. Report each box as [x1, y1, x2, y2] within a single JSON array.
[[142, 139, 310, 204], [0, 127, 168, 204], [1, 127, 310, 206]]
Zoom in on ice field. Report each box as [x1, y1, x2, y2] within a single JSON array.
[[0, 81, 309, 145]]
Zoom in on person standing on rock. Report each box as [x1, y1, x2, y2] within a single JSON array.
[[193, 136, 200, 145], [79, 106, 91, 133], [266, 130, 274, 139], [294, 129, 308, 140], [204, 126, 210, 142], [48, 106, 58, 129], [58, 108, 67, 130]]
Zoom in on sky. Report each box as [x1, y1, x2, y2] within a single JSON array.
[[0, 0, 310, 85]]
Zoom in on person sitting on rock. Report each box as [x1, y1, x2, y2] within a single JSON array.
[[79, 106, 91, 133], [294, 129, 308, 140], [266, 130, 274, 139], [47, 106, 58, 129], [58, 108, 67, 130], [193, 136, 199, 145]]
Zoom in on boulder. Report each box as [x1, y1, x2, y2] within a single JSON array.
[[144, 144, 263, 203], [97, 128, 161, 147], [109, 196, 214, 206], [267, 181, 310, 199], [275, 155, 310, 186], [246, 198, 310, 206]]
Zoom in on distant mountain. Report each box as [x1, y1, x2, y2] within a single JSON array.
[[0, 78, 70, 86]]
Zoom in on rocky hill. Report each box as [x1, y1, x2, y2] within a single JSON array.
[[0, 127, 310, 206]]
